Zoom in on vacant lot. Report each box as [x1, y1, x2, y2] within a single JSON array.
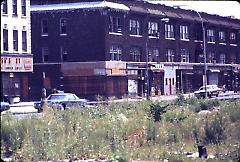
[[1, 97, 240, 161]]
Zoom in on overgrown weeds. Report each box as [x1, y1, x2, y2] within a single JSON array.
[[1, 99, 240, 161]]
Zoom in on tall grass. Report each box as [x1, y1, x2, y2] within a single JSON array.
[[1, 99, 240, 161]]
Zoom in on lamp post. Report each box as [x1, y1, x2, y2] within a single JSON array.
[[173, 5, 207, 98]]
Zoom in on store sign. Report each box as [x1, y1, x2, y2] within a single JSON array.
[[1, 56, 33, 72]]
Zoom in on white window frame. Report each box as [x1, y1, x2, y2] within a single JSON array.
[[180, 49, 189, 63], [2, 0, 8, 14], [129, 19, 141, 36], [207, 29, 215, 43], [219, 31, 225, 42], [165, 24, 174, 39], [109, 16, 122, 34], [180, 25, 189, 40], [148, 48, 159, 62], [148, 21, 158, 37], [130, 47, 141, 62], [109, 45, 122, 61], [219, 53, 226, 64], [166, 49, 174, 62]]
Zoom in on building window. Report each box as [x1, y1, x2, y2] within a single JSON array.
[[207, 52, 216, 63], [12, 0, 17, 16], [3, 29, 8, 51], [166, 49, 174, 62], [148, 21, 158, 37], [148, 48, 159, 62], [109, 16, 122, 33], [180, 49, 189, 63], [13, 30, 18, 51], [42, 47, 49, 62], [207, 29, 215, 42], [230, 32, 236, 44], [22, 30, 27, 52], [109, 45, 122, 61], [165, 24, 174, 39], [60, 18, 67, 35], [130, 47, 141, 62], [219, 31, 225, 43], [180, 25, 189, 40], [219, 53, 226, 64], [2, 0, 8, 14], [21, 0, 26, 16], [61, 47, 68, 62], [41, 19, 48, 36], [230, 53, 236, 64], [129, 19, 141, 35], [195, 25, 203, 41]]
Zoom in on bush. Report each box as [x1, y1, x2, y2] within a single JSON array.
[[192, 99, 220, 113], [148, 102, 169, 122], [204, 113, 226, 145]]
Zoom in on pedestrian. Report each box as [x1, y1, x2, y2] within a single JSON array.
[[222, 84, 226, 93]]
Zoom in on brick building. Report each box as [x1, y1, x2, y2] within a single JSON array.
[[30, 0, 240, 100], [1, 0, 33, 102]]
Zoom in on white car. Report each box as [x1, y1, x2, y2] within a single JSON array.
[[194, 85, 223, 98]]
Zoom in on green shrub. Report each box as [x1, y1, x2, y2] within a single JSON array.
[[148, 102, 169, 122], [204, 113, 226, 145]]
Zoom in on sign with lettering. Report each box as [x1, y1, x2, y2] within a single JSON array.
[[1, 56, 33, 72]]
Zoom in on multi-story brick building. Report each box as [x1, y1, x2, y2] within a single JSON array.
[[1, 0, 33, 102], [30, 0, 240, 100]]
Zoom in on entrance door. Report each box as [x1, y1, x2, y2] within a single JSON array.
[[169, 78, 172, 95]]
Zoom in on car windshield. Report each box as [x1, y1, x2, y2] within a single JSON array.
[[48, 95, 68, 100]]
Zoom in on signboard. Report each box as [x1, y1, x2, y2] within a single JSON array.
[[128, 79, 138, 95], [1, 56, 33, 72]]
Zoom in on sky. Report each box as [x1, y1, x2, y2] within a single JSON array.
[[149, 1, 240, 19]]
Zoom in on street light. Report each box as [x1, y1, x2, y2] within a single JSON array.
[[173, 5, 207, 98], [145, 17, 170, 100]]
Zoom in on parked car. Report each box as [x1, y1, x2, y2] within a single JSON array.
[[1, 102, 10, 113], [34, 93, 87, 112], [194, 84, 223, 98]]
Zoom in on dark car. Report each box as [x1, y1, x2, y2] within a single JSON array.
[[1, 102, 10, 113], [34, 93, 87, 112]]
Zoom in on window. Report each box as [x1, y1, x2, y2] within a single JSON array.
[[166, 49, 174, 62], [109, 45, 122, 61], [3, 29, 8, 51], [230, 32, 236, 40], [207, 29, 215, 42], [195, 25, 203, 41], [12, 0, 17, 16], [180, 25, 189, 40], [61, 47, 68, 62], [41, 19, 48, 36], [22, 30, 27, 52], [230, 32, 236, 44], [148, 48, 159, 62], [219, 53, 226, 64], [60, 18, 67, 35], [13, 30, 18, 51], [219, 31, 225, 42], [129, 19, 141, 35], [165, 24, 174, 39], [148, 21, 158, 37], [207, 52, 216, 63], [180, 49, 189, 63], [21, 0, 26, 16], [130, 47, 141, 62], [2, 0, 7, 14], [42, 47, 49, 62], [109, 16, 122, 33]]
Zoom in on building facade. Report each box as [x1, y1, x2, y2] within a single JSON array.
[[1, 0, 33, 102], [30, 0, 240, 100]]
